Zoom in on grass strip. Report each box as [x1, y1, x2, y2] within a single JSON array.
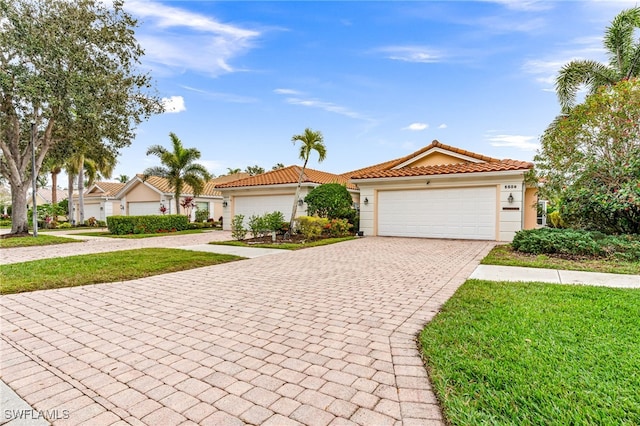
[[0, 248, 244, 295], [0, 234, 79, 248], [419, 279, 640, 425], [210, 236, 356, 250], [482, 244, 640, 275]]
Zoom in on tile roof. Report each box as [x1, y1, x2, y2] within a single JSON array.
[[215, 166, 358, 190], [86, 182, 126, 198], [348, 140, 533, 180], [35, 187, 68, 203], [136, 175, 223, 197]]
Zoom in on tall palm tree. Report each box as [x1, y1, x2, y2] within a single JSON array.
[[556, 6, 640, 111], [289, 128, 327, 230], [118, 174, 129, 183], [226, 167, 242, 175], [144, 132, 211, 215]]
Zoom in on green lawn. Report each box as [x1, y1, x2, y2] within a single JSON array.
[[420, 279, 640, 425], [211, 236, 356, 250], [0, 248, 243, 295], [0, 234, 79, 248], [482, 244, 640, 275]]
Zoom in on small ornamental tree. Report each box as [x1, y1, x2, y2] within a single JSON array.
[[305, 183, 355, 220], [535, 78, 640, 234]]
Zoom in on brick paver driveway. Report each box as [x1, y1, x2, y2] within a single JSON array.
[[1, 237, 494, 425]]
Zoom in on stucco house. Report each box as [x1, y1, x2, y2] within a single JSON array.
[[348, 141, 536, 241], [216, 165, 359, 230], [114, 173, 250, 221], [70, 182, 125, 223], [219, 141, 536, 241]]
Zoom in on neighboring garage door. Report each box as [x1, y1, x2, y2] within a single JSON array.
[[83, 204, 102, 221], [234, 195, 293, 226], [129, 202, 161, 216], [377, 187, 496, 240]]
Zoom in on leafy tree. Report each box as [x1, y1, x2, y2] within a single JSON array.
[[305, 183, 354, 219], [144, 133, 212, 215], [0, 0, 162, 235], [535, 78, 640, 234], [289, 128, 327, 229], [272, 163, 285, 170], [245, 165, 265, 176], [556, 7, 640, 112]]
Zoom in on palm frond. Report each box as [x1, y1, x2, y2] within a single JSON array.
[[555, 60, 617, 112]]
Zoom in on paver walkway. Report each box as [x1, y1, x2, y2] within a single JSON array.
[[1, 237, 494, 425]]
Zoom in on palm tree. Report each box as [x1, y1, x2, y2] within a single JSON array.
[[272, 163, 285, 170], [118, 174, 129, 183], [556, 6, 640, 111], [66, 148, 115, 224], [226, 167, 242, 175], [144, 132, 212, 215], [289, 128, 327, 230]]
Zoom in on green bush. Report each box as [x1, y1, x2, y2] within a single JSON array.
[[512, 228, 640, 260], [0, 219, 12, 227], [195, 209, 209, 223], [547, 210, 565, 228], [57, 222, 72, 229], [264, 211, 285, 232], [231, 214, 247, 241], [305, 184, 355, 220], [296, 216, 328, 240], [248, 214, 266, 238], [107, 215, 189, 235]]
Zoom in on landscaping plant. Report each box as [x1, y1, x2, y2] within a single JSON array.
[[231, 214, 247, 240]]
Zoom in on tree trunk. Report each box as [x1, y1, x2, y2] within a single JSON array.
[[289, 159, 308, 231], [77, 165, 85, 225], [68, 173, 75, 224], [10, 182, 31, 235]]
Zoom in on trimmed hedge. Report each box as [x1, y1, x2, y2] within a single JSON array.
[[512, 228, 640, 261], [107, 215, 189, 235]]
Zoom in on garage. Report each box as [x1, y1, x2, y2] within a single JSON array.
[[233, 194, 293, 225], [377, 187, 496, 240], [82, 204, 103, 222], [128, 201, 162, 216]]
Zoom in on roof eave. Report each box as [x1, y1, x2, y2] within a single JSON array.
[[351, 168, 531, 184]]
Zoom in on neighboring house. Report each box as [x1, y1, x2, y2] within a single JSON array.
[[26, 187, 68, 208], [216, 166, 359, 230], [114, 173, 250, 222], [70, 182, 125, 223], [348, 141, 536, 241]]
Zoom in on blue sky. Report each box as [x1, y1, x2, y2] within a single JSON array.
[[107, 0, 636, 180]]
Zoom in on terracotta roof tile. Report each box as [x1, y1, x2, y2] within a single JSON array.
[[136, 175, 222, 197], [352, 159, 533, 179], [85, 182, 126, 198], [216, 165, 357, 190]]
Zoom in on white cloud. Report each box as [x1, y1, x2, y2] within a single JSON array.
[[274, 88, 303, 95], [285, 97, 373, 122], [438, 123, 448, 129], [378, 46, 443, 63], [161, 96, 186, 113], [487, 134, 539, 151], [403, 123, 428, 131], [125, 1, 260, 77]]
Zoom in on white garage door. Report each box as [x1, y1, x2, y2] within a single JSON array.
[[129, 202, 161, 216], [83, 204, 102, 221], [378, 187, 496, 240], [234, 195, 293, 226]]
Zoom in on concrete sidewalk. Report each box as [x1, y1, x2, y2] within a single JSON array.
[[470, 264, 640, 288], [177, 244, 289, 258]]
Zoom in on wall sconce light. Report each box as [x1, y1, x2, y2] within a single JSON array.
[[426, 180, 430, 185], [120, 204, 124, 211], [507, 193, 514, 204], [222, 201, 228, 207], [100, 206, 103, 211], [298, 199, 304, 207], [364, 197, 369, 205]]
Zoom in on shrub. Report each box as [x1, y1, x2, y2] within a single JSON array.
[[107, 215, 189, 235], [195, 209, 209, 223], [264, 211, 285, 233], [248, 214, 266, 238], [305, 183, 355, 220], [57, 222, 72, 229], [512, 228, 640, 260], [547, 210, 565, 228], [231, 214, 247, 241], [296, 216, 328, 240], [325, 218, 351, 237]]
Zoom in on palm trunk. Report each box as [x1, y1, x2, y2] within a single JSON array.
[[289, 159, 308, 231], [77, 164, 85, 225], [68, 173, 75, 224]]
